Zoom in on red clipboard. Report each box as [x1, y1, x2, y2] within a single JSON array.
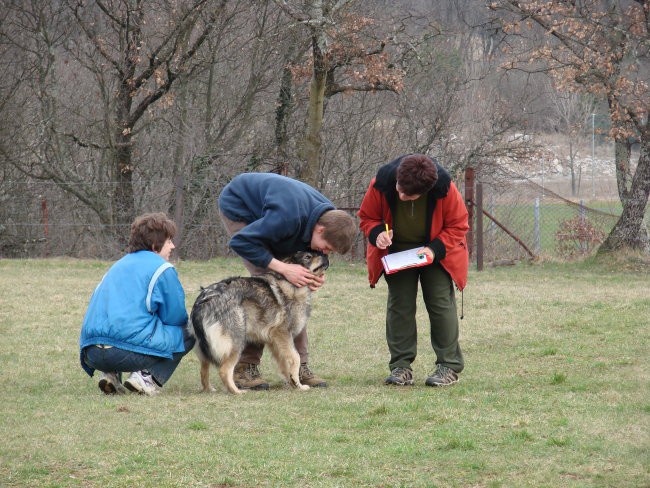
[[381, 248, 433, 274]]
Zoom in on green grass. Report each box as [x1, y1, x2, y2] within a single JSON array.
[[0, 257, 649, 487]]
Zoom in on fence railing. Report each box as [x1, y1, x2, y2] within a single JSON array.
[[1, 173, 624, 263]]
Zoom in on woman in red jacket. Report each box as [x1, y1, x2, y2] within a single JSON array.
[[358, 154, 469, 387]]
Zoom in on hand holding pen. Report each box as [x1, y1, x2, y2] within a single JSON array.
[[377, 223, 393, 250]]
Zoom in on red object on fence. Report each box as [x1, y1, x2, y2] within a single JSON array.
[[173, 175, 185, 255], [41, 198, 50, 257]]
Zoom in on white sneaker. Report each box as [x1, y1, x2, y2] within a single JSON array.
[[124, 371, 159, 396], [98, 372, 126, 395]]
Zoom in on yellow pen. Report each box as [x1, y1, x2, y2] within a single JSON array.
[[385, 223, 390, 234]]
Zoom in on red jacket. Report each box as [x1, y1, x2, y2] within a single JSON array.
[[358, 156, 469, 289]]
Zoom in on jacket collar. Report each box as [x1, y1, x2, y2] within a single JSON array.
[[302, 202, 333, 243]]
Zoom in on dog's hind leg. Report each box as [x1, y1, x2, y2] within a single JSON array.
[[267, 331, 309, 391], [219, 350, 246, 395], [200, 359, 216, 393]]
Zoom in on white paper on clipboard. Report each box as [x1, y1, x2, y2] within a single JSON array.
[[381, 247, 432, 274]]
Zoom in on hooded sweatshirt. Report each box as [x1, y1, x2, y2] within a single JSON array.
[[219, 173, 334, 268]]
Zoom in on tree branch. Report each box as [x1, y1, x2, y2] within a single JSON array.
[[131, 0, 219, 92], [67, 0, 121, 75], [95, 0, 126, 28], [325, 81, 400, 97]]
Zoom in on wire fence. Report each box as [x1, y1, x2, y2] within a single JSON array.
[[470, 176, 621, 264], [0, 172, 626, 264]]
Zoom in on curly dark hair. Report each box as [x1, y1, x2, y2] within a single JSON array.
[[127, 212, 177, 254], [396, 154, 438, 196]]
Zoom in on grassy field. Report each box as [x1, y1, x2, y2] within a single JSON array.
[[0, 256, 648, 488]]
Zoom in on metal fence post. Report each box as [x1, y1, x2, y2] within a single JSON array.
[[579, 199, 586, 253], [534, 197, 541, 254], [464, 167, 475, 260]]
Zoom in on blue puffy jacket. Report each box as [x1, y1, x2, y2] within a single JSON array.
[[218, 173, 334, 268], [79, 250, 188, 377]]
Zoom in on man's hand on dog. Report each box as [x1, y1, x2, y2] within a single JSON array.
[[269, 259, 325, 290], [283, 263, 325, 290]]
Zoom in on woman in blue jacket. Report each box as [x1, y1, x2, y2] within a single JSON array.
[[79, 213, 194, 396]]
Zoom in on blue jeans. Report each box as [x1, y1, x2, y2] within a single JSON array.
[[83, 328, 195, 386]]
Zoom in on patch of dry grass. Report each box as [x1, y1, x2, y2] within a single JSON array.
[[0, 257, 648, 487]]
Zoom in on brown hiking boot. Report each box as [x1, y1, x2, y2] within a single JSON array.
[[299, 363, 327, 388], [385, 367, 414, 386], [234, 362, 270, 390], [425, 365, 459, 387]]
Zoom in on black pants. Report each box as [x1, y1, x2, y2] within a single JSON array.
[[384, 263, 464, 373]]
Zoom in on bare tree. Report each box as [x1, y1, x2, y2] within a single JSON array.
[[362, 0, 541, 184], [490, 0, 650, 253], [547, 85, 597, 196], [1, 1, 233, 233], [274, 0, 404, 188], [169, 1, 293, 256], [64, 0, 230, 232]]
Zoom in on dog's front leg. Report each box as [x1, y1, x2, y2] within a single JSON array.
[[268, 337, 309, 391], [288, 350, 309, 391]]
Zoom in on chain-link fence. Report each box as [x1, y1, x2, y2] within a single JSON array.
[[0, 177, 368, 261], [0, 173, 628, 264], [465, 173, 622, 265]]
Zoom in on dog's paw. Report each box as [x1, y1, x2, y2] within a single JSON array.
[[298, 384, 310, 391], [201, 385, 217, 393]]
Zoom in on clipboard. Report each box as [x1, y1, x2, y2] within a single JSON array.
[[381, 247, 433, 274]]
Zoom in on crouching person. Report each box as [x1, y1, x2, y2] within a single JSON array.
[[79, 212, 195, 396]]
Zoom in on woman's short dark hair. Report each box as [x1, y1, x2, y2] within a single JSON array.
[[128, 212, 177, 253], [396, 154, 438, 196]]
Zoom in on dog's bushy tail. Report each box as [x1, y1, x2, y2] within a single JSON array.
[[189, 281, 246, 366]]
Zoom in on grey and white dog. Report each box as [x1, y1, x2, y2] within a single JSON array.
[[189, 251, 329, 394]]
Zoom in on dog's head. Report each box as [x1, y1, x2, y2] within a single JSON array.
[[286, 251, 330, 276]]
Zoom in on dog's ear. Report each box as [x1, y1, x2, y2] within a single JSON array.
[[299, 252, 315, 268], [290, 251, 308, 264]]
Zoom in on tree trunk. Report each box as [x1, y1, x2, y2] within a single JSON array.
[[273, 59, 293, 176], [171, 81, 189, 252], [112, 129, 135, 244], [300, 34, 327, 189], [599, 139, 650, 253], [204, 51, 216, 146], [614, 139, 633, 202], [111, 74, 136, 240]]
